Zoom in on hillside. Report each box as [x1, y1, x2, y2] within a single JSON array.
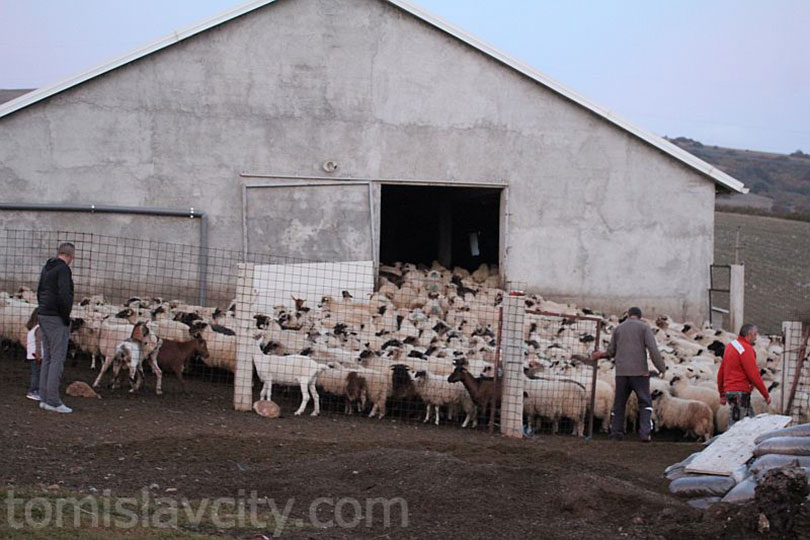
[[668, 137, 810, 214], [715, 211, 810, 334]]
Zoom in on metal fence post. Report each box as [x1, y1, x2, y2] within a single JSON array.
[[234, 263, 256, 411], [783, 321, 807, 418], [587, 322, 602, 439], [499, 291, 525, 438]]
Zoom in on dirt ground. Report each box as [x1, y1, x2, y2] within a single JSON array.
[[0, 349, 764, 539]]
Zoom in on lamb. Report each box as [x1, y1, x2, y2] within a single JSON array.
[[412, 369, 477, 428], [651, 389, 714, 441], [252, 346, 327, 416], [669, 375, 721, 414], [316, 363, 374, 415]]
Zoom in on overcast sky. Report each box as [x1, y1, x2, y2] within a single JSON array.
[[1, 0, 808, 154]]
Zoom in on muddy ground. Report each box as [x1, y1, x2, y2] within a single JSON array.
[[0, 349, 767, 539]]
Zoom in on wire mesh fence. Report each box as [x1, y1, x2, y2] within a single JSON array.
[[783, 322, 810, 423], [522, 309, 600, 437], [0, 227, 617, 438], [234, 260, 507, 425], [0, 228, 522, 432]]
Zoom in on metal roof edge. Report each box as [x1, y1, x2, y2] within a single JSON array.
[[0, 0, 278, 119]]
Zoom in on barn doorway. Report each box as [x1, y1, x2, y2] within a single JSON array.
[[379, 185, 502, 272]]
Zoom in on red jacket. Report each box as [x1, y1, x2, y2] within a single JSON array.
[[717, 338, 769, 400]]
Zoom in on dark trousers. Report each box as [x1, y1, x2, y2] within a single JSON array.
[[726, 391, 755, 428], [39, 315, 70, 407], [611, 375, 653, 438], [28, 359, 40, 394]]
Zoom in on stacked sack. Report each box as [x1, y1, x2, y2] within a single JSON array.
[[665, 423, 810, 508], [736, 424, 810, 503], [665, 453, 745, 508]]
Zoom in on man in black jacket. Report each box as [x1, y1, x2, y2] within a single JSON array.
[[37, 242, 75, 413]]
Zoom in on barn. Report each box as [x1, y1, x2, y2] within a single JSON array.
[[0, 0, 745, 321]]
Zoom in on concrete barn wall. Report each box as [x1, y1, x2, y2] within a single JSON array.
[[0, 0, 714, 321]]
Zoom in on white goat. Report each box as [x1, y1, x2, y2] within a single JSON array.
[[253, 346, 326, 416]]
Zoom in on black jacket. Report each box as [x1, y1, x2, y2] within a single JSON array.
[[37, 258, 74, 326]]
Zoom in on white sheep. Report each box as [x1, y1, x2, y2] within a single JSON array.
[[152, 319, 193, 342], [316, 363, 373, 414], [669, 375, 721, 414], [359, 356, 395, 419], [195, 323, 236, 372], [555, 363, 612, 433], [259, 322, 310, 356], [523, 376, 587, 436], [412, 369, 477, 428], [651, 389, 714, 441], [68, 312, 104, 369], [358, 356, 416, 419], [0, 299, 34, 347]]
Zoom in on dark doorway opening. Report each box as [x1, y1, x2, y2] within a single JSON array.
[[379, 185, 501, 271]]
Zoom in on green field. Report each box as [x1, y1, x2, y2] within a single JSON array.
[[715, 211, 810, 334]]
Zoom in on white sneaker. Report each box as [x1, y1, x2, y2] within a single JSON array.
[[53, 404, 73, 414], [26, 392, 41, 401], [40, 402, 55, 411]]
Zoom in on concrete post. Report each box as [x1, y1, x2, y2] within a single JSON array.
[[728, 264, 744, 333], [499, 292, 525, 438], [782, 321, 803, 416], [234, 263, 256, 411]]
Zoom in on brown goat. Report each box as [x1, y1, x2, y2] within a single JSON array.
[[448, 365, 502, 425], [154, 336, 210, 394]]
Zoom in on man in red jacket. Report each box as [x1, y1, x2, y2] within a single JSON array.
[[717, 323, 771, 427]]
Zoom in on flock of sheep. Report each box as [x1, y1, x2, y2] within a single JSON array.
[[0, 260, 788, 439]]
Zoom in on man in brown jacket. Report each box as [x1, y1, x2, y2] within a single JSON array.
[[592, 307, 666, 442]]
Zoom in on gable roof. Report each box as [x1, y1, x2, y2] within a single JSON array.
[[0, 0, 746, 193]]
